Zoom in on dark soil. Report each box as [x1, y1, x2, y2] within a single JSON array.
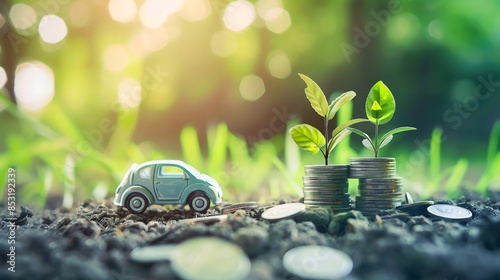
[[2, 192, 500, 280]]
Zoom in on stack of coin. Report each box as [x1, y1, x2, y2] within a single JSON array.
[[354, 177, 403, 217], [302, 165, 352, 213], [349, 158, 396, 178]]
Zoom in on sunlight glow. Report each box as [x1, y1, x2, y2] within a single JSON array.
[[14, 62, 54, 111], [267, 52, 291, 79], [9, 3, 37, 31], [0, 66, 7, 89], [140, 0, 184, 28], [264, 8, 291, 34], [240, 74, 265, 101], [103, 45, 130, 72], [39, 15, 68, 44], [180, 0, 211, 22], [211, 30, 238, 57], [223, 0, 256, 32], [108, 0, 137, 23], [256, 0, 282, 18], [118, 78, 142, 108]]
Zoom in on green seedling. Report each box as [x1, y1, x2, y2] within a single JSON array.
[[289, 73, 368, 165], [348, 81, 416, 157]]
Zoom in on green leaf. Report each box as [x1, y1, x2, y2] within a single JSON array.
[[289, 124, 326, 154], [347, 127, 376, 151], [365, 81, 396, 124], [332, 118, 370, 139], [362, 139, 374, 150], [327, 91, 356, 120], [346, 127, 373, 142], [298, 73, 328, 117], [379, 134, 393, 149], [328, 128, 351, 153], [380, 126, 417, 143]]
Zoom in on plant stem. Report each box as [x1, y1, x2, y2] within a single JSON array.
[[374, 119, 379, 158], [324, 116, 329, 165]]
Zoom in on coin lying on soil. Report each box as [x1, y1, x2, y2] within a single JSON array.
[[427, 204, 472, 222], [261, 203, 305, 222], [129, 244, 177, 263], [283, 245, 353, 280]]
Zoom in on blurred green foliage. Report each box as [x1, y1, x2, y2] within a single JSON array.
[[1, 0, 500, 208]]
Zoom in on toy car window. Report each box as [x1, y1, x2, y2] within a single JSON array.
[[159, 166, 184, 177], [139, 167, 151, 179]]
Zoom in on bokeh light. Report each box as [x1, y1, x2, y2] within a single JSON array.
[[256, 0, 282, 18], [267, 52, 291, 79], [223, 0, 256, 32], [239, 74, 265, 101], [103, 45, 130, 72], [39, 15, 68, 44], [211, 30, 238, 57], [0, 66, 7, 88], [108, 0, 137, 23], [118, 78, 142, 108], [14, 62, 55, 111], [140, 0, 183, 28], [68, 0, 91, 27], [180, 0, 211, 22], [428, 20, 443, 40], [264, 8, 291, 34], [387, 13, 420, 42], [9, 3, 37, 33]]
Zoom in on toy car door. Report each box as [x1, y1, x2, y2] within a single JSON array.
[[154, 165, 188, 200]]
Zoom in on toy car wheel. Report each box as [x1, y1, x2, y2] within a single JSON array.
[[189, 192, 210, 213], [125, 193, 149, 214]]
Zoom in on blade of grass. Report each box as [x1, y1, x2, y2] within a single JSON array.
[[180, 126, 203, 169], [429, 127, 442, 192], [477, 151, 500, 194], [487, 120, 500, 166], [444, 158, 468, 195], [207, 123, 228, 174]]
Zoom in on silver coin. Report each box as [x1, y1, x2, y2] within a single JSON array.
[[305, 164, 349, 170], [305, 205, 352, 212], [360, 178, 402, 183], [404, 192, 414, 204], [171, 237, 251, 280], [305, 201, 351, 206], [350, 157, 395, 162], [359, 189, 402, 195], [396, 201, 434, 215], [356, 194, 401, 202], [130, 245, 177, 263], [282, 245, 353, 280], [304, 188, 349, 194], [179, 215, 228, 225], [261, 203, 306, 221], [223, 202, 258, 214], [358, 185, 402, 190], [427, 204, 472, 221]]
